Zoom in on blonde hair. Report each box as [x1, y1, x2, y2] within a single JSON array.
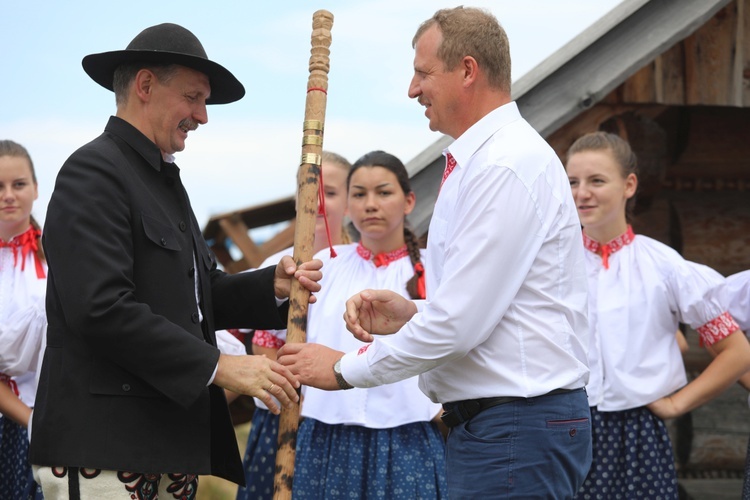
[[322, 151, 352, 244]]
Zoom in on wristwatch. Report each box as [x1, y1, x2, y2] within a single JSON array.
[[333, 358, 354, 390]]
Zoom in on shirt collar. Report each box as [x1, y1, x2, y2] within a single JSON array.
[[105, 116, 164, 172], [582, 225, 636, 269], [356, 242, 409, 267], [444, 101, 522, 170]]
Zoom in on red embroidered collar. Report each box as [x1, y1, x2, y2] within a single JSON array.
[[0, 225, 46, 279], [582, 225, 635, 270], [356, 242, 408, 267]]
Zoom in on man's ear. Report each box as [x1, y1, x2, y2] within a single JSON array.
[[134, 69, 156, 102]]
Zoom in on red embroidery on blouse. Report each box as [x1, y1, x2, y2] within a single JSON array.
[[226, 328, 247, 343], [0, 225, 45, 279], [252, 330, 285, 349], [357, 344, 370, 355], [696, 311, 740, 347], [582, 225, 635, 270], [0, 373, 20, 396], [356, 242, 408, 267]]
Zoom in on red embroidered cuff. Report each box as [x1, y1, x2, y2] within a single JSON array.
[[696, 311, 740, 346], [252, 330, 285, 349]]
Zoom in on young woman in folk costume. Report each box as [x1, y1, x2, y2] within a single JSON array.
[[236, 151, 352, 500], [722, 269, 750, 499], [0, 140, 46, 500], [291, 150, 447, 499], [565, 131, 750, 499]]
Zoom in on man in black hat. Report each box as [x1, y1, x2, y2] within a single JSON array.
[[29, 23, 321, 498]]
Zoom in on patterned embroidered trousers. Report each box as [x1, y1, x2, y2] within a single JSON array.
[[34, 466, 198, 500]]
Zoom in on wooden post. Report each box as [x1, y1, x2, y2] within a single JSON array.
[[273, 10, 334, 499]]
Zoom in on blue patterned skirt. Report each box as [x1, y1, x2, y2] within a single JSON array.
[[292, 417, 448, 499], [576, 406, 678, 499], [237, 408, 279, 500], [0, 416, 44, 499]]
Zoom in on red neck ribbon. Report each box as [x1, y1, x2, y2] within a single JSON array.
[[0, 225, 45, 279]]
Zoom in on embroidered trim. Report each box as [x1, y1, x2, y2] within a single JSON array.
[[225, 328, 247, 343], [356, 242, 408, 267], [253, 330, 285, 349], [0, 373, 19, 396], [696, 311, 740, 346], [582, 225, 635, 269]]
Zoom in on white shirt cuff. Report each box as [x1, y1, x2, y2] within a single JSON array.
[[340, 349, 378, 388], [207, 361, 218, 386]]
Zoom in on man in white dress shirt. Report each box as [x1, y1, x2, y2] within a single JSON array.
[[278, 6, 592, 497]]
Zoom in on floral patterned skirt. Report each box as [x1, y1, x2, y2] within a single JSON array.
[[292, 417, 448, 499], [576, 406, 678, 500], [0, 416, 43, 500], [237, 408, 279, 500]]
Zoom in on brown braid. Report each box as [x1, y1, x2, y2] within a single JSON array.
[[30, 215, 45, 263], [403, 225, 424, 299]]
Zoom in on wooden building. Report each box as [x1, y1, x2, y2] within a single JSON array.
[[204, 0, 750, 492]]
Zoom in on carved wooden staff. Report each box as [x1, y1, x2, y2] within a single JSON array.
[[273, 10, 334, 499]]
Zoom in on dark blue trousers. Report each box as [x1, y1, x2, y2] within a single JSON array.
[[445, 388, 592, 499]]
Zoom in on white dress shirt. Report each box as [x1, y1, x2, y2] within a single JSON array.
[[342, 101, 590, 404], [302, 244, 442, 428], [583, 231, 739, 411]]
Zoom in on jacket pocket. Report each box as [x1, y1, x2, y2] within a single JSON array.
[[141, 213, 182, 251], [89, 358, 161, 399]]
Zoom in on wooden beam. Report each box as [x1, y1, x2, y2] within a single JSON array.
[[218, 216, 259, 269], [257, 222, 296, 264], [684, 1, 740, 105]]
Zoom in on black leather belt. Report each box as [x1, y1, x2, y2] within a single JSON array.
[[440, 388, 578, 428]]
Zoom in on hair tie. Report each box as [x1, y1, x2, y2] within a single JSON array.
[[414, 262, 426, 299]]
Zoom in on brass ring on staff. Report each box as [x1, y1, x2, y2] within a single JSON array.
[[301, 153, 322, 166], [303, 120, 324, 131], [302, 135, 323, 146]]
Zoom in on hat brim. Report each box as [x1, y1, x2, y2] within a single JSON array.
[[82, 50, 245, 105]]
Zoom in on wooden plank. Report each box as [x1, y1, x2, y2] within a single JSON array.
[[622, 62, 657, 103], [657, 43, 687, 105], [684, 1, 740, 105], [671, 193, 750, 276], [218, 216, 259, 268], [257, 222, 296, 264], [546, 102, 638, 159]]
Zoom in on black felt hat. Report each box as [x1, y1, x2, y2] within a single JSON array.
[[82, 23, 245, 104]]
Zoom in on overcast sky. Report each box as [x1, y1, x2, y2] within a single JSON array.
[[0, 0, 623, 229]]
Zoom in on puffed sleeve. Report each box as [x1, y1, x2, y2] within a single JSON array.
[[0, 293, 47, 376], [726, 270, 750, 332], [669, 260, 740, 346], [215, 329, 248, 356]]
